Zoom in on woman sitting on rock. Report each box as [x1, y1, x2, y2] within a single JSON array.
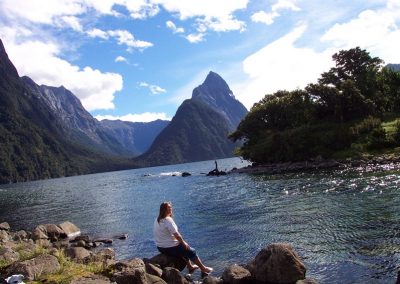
[[153, 201, 213, 275]]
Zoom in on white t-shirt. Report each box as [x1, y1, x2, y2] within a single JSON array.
[[153, 216, 180, 248]]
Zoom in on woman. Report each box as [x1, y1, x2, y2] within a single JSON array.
[[153, 202, 213, 275]]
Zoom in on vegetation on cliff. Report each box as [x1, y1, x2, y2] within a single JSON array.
[[230, 47, 400, 163]]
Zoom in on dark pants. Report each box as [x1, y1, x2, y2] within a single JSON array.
[[157, 243, 197, 261]]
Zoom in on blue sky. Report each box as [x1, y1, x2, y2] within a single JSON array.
[[0, 0, 399, 122]]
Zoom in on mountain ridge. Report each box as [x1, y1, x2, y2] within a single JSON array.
[[134, 71, 248, 166]]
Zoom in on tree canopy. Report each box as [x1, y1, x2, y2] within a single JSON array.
[[230, 47, 400, 163]]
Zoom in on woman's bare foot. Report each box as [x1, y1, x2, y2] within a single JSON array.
[[188, 265, 199, 274]]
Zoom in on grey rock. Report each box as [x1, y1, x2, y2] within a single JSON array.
[[93, 248, 116, 262], [146, 262, 163, 277], [202, 276, 223, 284], [222, 264, 252, 284], [148, 253, 186, 271], [0, 222, 10, 231], [146, 273, 167, 284], [31, 225, 49, 241], [59, 221, 81, 238], [113, 258, 147, 284], [0, 247, 19, 262], [0, 230, 10, 242], [7, 254, 60, 280], [12, 230, 29, 241], [249, 243, 306, 284], [71, 275, 116, 284], [65, 247, 92, 263], [161, 267, 188, 284]]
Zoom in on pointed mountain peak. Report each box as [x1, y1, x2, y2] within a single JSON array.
[[0, 39, 19, 78], [192, 71, 233, 101], [203, 71, 225, 84]]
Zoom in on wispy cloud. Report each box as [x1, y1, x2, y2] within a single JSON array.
[[251, 0, 301, 25], [185, 33, 205, 43], [87, 28, 153, 51], [115, 56, 127, 63], [166, 21, 184, 33], [139, 82, 167, 95], [95, 112, 171, 122]]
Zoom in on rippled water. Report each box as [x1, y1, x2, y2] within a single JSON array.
[[0, 158, 399, 283]]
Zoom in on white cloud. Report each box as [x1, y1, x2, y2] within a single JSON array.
[[198, 15, 246, 32], [115, 56, 127, 62], [166, 21, 184, 33], [156, 0, 249, 35], [59, 16, 83, 32], [321, 2, 400, 63], [0, 32, 123, 111], [185, 33, 205, 43], [252, 0, 300, 25], [233, 25, 334, 109], [139, 82, 167, 95], [87, 28, 153, 50], [128, 2, 160, 19], [95, 112, 171, 122], [0, 0, 86, 25], [155, 0, 248, 19], [87, 28, 109, 39]]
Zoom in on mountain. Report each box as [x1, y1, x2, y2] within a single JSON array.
[[192, 71, 248, 130], [21, 77, 136, 156], [387, 63, 400, 72], [134, 71, 248, 166], [100, 119, 169, 155], [0, 39, 136, 183]]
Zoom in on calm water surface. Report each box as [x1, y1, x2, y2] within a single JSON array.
[[0, 157, 399, 283]]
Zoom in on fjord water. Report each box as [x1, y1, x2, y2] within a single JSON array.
[[0, 158, 399, 283]]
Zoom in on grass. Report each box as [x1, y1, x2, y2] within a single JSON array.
[[26, 250, 113, 284]]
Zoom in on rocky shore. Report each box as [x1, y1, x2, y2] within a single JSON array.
[[230, 154, 400, 175], [0, 221, 319, 284]]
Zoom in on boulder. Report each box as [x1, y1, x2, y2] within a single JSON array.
[[58, 221, 81, 238], [161, 267, 188, 284], [0, 230, 9, 242], [181, 172, 191, 177], [222, 264, 252, 284], [0, 222, 10, 231], [92, 248, 116, 262], [202, 276, 223, 284], [71, 275, 116, 284], [146, 273, 167, 284], [31, 225, 49, 241], [0, 247, 19, 263], [146, 262, 163, 278], [249, 243, 306, 284], [52, 239, 70, 249], [115, 234, 128, 240], [65, 247, 92, 263], [7, 254, 60, 280], [44, 224, 66, 241], [12, 230, 29, 241], [113, 258, 147, 284], [148, 254, 186, 271]]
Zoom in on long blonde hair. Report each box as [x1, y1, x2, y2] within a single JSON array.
[[157, 202, 172, 223]]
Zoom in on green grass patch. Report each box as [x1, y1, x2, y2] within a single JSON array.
[[29, 250, 112, 284]]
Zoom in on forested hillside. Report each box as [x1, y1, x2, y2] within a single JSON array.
[[230, 47, 400, 163]]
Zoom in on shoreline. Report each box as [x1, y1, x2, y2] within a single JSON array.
[[0, 221, 317, 284], [231, 154, 400, 175]]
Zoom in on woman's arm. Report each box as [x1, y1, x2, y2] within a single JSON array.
[[173, 232, 189, 250]]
